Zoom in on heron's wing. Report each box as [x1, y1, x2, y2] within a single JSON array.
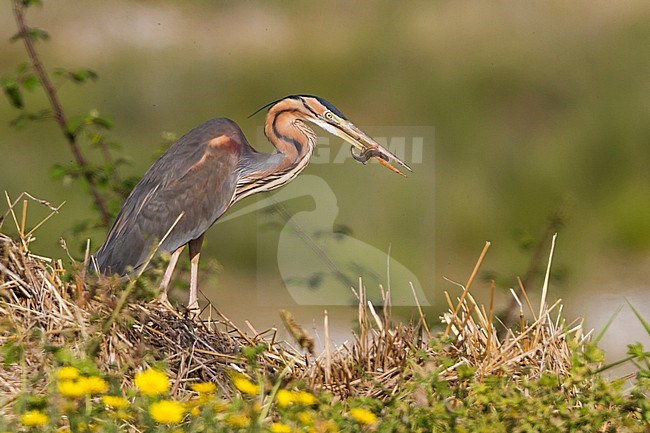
[[93, 118, 243, 275]]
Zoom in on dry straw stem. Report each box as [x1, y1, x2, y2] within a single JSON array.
[[1, 192, 588, 413], [442, 234, 589, 380]]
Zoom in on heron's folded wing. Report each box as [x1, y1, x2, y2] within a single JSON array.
[[93, 118, 243, 275]]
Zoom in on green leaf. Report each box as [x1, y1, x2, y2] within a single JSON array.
[[89, 132, 102, 144], [22, 74, 40, 91], [49, 164, 67, 180], [456, 364, 476, 381], [10, 113, 28, 129], [32, 28, 50, 41], [627, 342, 645, 358], [594, 304, 623, 344], [1, 340, 23, 366], [1, 77, 23, 109], [10, 109, 51, 128], [84, 110, 113, 130], [10, 27, 49, 43], [70, 69, 98, 83], [9, 110, 49, 128], [91, 115, 113, 129], [21, 0, 44, 7], [627, 299, 650, 336], [67, 116, 85, 134], [15, 63, 29, 74], [583, 344, 605, 363], [538, 372, 559, 388]]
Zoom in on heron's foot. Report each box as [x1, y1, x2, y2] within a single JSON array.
[[187, 301, 200, 318], [157, 290, 171, 306]]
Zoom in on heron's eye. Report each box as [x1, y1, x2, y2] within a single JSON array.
[[324, 111, 334, 120]]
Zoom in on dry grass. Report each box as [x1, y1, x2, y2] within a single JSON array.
[[0, 192, 590, 416], [441, 240, 589, 380]]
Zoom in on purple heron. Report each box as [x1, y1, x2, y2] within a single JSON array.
[[92, 95, 410, 311]]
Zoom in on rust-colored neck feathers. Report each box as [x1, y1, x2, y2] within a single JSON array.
[[264, 97, 317, 172], [232, 97, 319, 203]]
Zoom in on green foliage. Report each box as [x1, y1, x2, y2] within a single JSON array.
[[53, 68, 98, 85], [1, 63, 41, 110], [20, 0, 43, 8], [0, 340, 23, 367], [1, 77, 23, 109], [10, 28, 49, 43], [0, 339, 648, 432], [2, 0, 136, 247]]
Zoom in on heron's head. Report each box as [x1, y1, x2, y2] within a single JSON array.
[[256, 95, 412, 176]]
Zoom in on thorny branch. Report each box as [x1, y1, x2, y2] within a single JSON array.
[[11, 0, 111, 227]]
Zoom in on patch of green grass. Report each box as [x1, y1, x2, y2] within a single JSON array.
[[0, 340, 648, 432]]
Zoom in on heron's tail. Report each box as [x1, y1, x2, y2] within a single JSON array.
[[89, 244, 128, 276]]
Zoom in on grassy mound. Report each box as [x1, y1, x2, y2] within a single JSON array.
[[0, 194, 648, 431]]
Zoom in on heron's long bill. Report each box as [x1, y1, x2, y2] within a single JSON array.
[[335, 121, 412, 177]]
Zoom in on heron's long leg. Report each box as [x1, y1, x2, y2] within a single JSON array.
[[188, 233, 205, 312], [159, 246, 184, 303]]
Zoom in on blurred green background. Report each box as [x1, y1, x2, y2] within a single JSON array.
[[1, 1, 649, 359]]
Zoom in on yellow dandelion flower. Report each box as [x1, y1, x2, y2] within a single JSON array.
[[191, 382, 217, 394], [79, 376, 109, 394], [21, 410, 49, 427], [135, 369, 169, 396], [56, 366, 80, 381], [58, 380, 85, 398], [231, 374, 260, 396], [226, 413, 251, 428], [270, 423, 292, 433], [149, 400, 185, 424], [276, 389, 294, 407], [296, 411, 313, 426], [295, 391, 317, 406], [349, 408, 377, 425], [102, 395, 128, 409]]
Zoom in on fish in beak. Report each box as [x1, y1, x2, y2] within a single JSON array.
[[314, 114, 412, 177], [340, 120, 412, 177]]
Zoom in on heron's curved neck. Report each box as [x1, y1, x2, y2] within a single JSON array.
[[234, 104, 316, 203], [265, 107, 316, 169]]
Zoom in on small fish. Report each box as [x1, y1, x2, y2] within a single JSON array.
[[350, 146, 407, 177]]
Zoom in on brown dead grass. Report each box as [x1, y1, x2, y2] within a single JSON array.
[[0, 192, 589, 416]]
